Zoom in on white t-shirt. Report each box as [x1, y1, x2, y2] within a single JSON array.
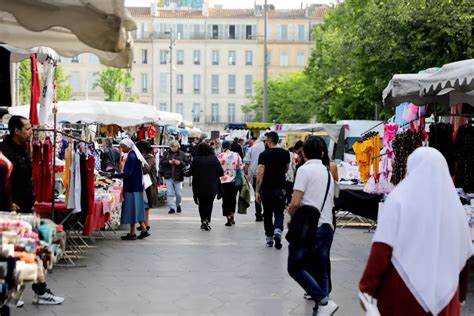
[[293, 159, 334, 229]]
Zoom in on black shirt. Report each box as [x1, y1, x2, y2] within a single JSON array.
[[258, 147, 290, 190], [231, 142, 244, 158], [0, 136, 34, 212]]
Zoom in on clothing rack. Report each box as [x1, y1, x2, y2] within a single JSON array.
[[33, 128, 93, 145], [360, 121, 385, 136]]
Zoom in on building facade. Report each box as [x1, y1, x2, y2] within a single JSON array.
[[60, 2, 328, 131]]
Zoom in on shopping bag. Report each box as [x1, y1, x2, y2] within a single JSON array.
[[358, 292, 381, 316], [143, 174, 153, 189]]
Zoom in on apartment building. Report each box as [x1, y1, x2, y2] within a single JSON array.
[[60, 2, 328, 131]]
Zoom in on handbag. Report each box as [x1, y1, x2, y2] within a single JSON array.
[[234, 168, 243, 187], [285, 170, 331, 248], [143, 174, 152, 189]]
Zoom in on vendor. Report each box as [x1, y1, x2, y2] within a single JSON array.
[[0, 115, 64, 306]]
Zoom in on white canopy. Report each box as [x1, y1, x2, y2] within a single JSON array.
[[0, 44, 59, 63], [383, 59, 474, 107], [0, 0, 136, 68], [8, 101, 182, 127], [271, 123, 344, 142]]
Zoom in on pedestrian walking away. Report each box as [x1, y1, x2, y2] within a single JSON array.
[[0, 115, 65, 307], [111, 138, 150, 240], [190, 142, 224, 231], [243, 135, 265, 221], [160, 140, 186, 214], [359, 147, 472, 316], [255, 131, 290, 250], [231, 137, 244, 159], [218, 141, 244, 227], [287, 138, 338, 316]]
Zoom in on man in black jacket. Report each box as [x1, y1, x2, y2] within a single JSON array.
[[160, 140, 187, 214], [231, 137, 244, 158], [0, 116, 64, 306]]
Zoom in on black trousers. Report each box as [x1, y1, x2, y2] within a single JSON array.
[[222, 182, 239, 217], [252, 177, 263, 218], [261, 189, 286, 237], [285, 181, 294, 205], [198, 195, 215, 223]]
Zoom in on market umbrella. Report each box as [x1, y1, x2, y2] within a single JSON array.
[[0, 0, 136, 68]]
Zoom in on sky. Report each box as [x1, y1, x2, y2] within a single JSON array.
[[125, 0, 335, 9]]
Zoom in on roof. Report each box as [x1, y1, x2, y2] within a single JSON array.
[[127, 6, 329, 20]]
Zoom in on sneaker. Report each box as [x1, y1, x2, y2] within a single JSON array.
[[204, 223, 212, 231], [137, 231, 150, 240], [200, 223, 206, 230], [120, 233, 137, 240], [138, 226, 150, 231], [304, 293, 315, 301], [230, 217, 235, 225], [177, 206, 182, 213], [266, 237, 274, 247], [274, 235, 282, 250], [225, 220, 232, 227], [168, 209, 176, 214], [255, 216, 263, 222], [16, 300, 24, 308], [33, 290, 64, 305], [316, 300, 339, 316]]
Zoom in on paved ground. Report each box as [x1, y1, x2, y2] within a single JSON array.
[[14, 186, 474, 316]]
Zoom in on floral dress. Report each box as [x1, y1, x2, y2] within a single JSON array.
[[218, 150, 244, 184]]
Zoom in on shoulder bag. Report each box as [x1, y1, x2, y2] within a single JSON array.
[[285, 170, 331, 248]]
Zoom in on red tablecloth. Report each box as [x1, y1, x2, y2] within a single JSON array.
[[34, 201, 106, 237]]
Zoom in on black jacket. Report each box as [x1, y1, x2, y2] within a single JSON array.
[[190, 155, 224, 197], [0, 136, 34, 212], [231, 141, 244, 158], [160, 150, 187, 182]]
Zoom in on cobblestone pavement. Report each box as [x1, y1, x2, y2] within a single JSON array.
[[14, 186, 474, 316]]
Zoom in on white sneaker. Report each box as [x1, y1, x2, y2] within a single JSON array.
[[33, 290, 64, 305], [317, 300, 339, 316], [16, 300, 24, 308]]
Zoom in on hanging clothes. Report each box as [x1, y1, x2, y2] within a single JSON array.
[[39, 139, 53, 202], [73, 151, 82, 213], [0, 47, 11, 107], [39, 60, 54, 125], [391, 130, 425, 185], [29, 54, 41, 125], [80, 153, 89, 217], [0, 152, 13, 212], [429, 123, 454, 175], [86, 155, 95, 218], [454, 124, 474, 193], [353, 140, 373, 183], [66, 148, 76, 210], [31, 140, 42, 200]]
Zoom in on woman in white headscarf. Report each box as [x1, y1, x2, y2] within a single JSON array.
[[111, 138, 150, 240], [359, 147, 472, 315]]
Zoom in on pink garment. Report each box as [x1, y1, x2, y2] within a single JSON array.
[[451, 103, 468, 131], [218, 150, 243, 184]]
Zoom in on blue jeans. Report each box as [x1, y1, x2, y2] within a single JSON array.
[[287, 224, 334, 303], [165, 179, 183, 210], [261, 189, 285, 237]]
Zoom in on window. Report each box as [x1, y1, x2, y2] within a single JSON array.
[[245, 75, 253, 95], [193, 50, 200, 65], [141, 73, 148, 93], [228, 104, 236, 122], [160, 50, 167, 64], [176, 74, 183, 94], [88, 72, 98, 91], [298, 25, 305, 41], [142, 49, 148, 64], [245, 50, 253, 66], [71, 55, 80, 63], [246, 25, 253, 39], [192, 103, 201, 122], [212, 50, 219, 65], [229, 25, 236, 39], [228, 75, 236, 94], [159, 103, 167, 111], [176, 103, 184, 116], [212, 25, 219, 39], [177, 49, 184, 65], [70, 71, 80, 92], [280, 24, 288, 40], [280, 51, 289, 67], [297, 51, 305, 67], [266, 50, 272, 65], [159, 73, 168, 94], [211, 103, 219, 122], [88, 54, 98, 64], [193, 74, 201, 94], [211, 75, 219, 94], [228, 50, 236, 65], [177, 24, 184, 39]]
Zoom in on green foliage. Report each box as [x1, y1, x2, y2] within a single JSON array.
[[305, 0, 474, 122], [19, 60, 73, 104], [94, 67, 134, 101], [243, 72, 314, 123]]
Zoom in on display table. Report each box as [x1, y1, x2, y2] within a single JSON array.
[[335, 187, 383, 221]]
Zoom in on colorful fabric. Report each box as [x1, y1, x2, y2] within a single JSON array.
[[218, 150, 243, 184]]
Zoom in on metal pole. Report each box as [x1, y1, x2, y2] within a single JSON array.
[[169, 28, 173, 112], [263, 0, 269, 122], [51, 109, 57, 222]]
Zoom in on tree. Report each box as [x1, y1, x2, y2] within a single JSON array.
[[243, 72, 314, 123], [94, 67, 134, 101], [19, 60, 73, 105], [305, 0, 474, 122]]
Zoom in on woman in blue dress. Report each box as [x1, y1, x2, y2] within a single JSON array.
[[111, 138, 150, 240]]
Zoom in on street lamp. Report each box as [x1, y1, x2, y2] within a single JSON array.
[[165, 28, 176, 112]]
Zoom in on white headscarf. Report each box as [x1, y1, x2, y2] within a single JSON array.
[[373, 147, 472, 314], [119, 138, 148, 166]]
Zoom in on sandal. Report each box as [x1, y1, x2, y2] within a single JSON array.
[[121, 233, 137, 240]]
